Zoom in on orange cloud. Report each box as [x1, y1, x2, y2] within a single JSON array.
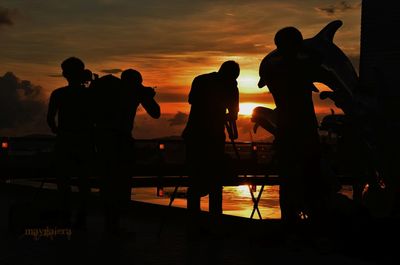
[[0, 0, 361, 137]]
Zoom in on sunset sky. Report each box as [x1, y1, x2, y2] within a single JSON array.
[[0, 0, 361, 140]]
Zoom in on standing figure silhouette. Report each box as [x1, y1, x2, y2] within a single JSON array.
[[182, 60, 239, 223], [47, 57, 93, 229], [259, 27, 329, 238], [119, 68, 161, 219], [90, 73, 125, 235], [90, 69, 160, 235]]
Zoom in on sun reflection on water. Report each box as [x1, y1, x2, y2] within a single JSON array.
[[131, 185, 282, 219]]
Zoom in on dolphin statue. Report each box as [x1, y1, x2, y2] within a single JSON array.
[[253, 20, 359, 134]]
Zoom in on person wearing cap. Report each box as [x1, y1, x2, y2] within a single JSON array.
[[120, 69, 161, 137], [119, 69, 160, 205], [259, 27, 328, 237], [97, 68, 160, 235], [182, 61, 240, 221]]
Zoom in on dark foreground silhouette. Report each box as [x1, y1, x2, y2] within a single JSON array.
[[258, 26, 330, 239], [255, 19, 394, 248], [90, 68, 161, 234], [47, 58, 161, 234], [182, 60, 239, 215], [20, 17, 395, 265], [47, 57, 93, 229]]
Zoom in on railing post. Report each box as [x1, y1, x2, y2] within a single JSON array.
[[1, 137, 9, 156], [156, 141, 165, 197], [251, 143, 257, 162]]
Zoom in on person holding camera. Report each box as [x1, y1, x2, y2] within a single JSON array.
[[120, 69, 161, 137], [119, 69, 161, 201]]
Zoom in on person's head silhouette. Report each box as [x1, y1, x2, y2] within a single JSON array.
[[61, 57, 85, 85], [274, 27, 303, 58], [218, 60, 240, 81], [121, 69, 143, 87]]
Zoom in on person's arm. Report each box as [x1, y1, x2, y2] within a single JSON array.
[[188, 76, 202, 106], [140, 87, 161, 119], [227, 80, 239, 121], [47, 91, 58, 134], [226, 81, 240, 139]]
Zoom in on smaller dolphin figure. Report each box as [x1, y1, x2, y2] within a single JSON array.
[[251, 106, 277, 136]]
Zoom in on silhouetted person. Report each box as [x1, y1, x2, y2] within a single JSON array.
[[118, 68, 160, 223], [259, 27, 329, 237], [47, 57, 93, 229], [120, 69, 161, 136], [89, 73, 125, 235], [182, 61, 240, 220], [90, 69, 160, 235]]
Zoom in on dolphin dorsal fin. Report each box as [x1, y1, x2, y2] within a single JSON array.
[[314, 20, 343, 42]]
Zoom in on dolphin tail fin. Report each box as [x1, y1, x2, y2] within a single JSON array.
[[314, 20, 343, 42]]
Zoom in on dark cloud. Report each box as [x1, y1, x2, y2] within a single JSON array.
[[133, 113, 183, 139], [156, 92, 187, 103], [48, 74, 63, 77], [133, 110, 275, 142], [100, 68, 123, 74], [316, 1, 361, 16], [157, 89, 274, 104], [240, 93, 274, 103], [0, 72, 47, 135], [0, 6, 16, 27], [133, 111, 269, 141], [168, 111, 188, 126], [0, 0, 351, 65], [317, 6, 336, 15]]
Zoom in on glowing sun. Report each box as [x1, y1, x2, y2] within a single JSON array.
[[239, 102, 261, 116]]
